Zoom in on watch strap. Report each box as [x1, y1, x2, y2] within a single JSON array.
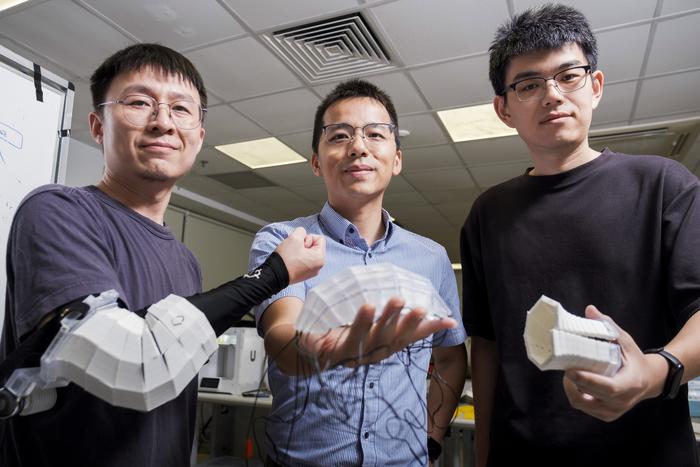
[[644, 347, 684, 400]]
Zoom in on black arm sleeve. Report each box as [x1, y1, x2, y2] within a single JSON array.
[[184, 251, 289, 335]]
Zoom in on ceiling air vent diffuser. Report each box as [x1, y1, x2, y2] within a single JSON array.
[[262, 13, 395, 84]]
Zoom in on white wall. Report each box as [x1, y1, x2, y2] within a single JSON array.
[[64, 138, 103, 187]]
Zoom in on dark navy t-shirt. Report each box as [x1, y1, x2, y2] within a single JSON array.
[[461, 150, 700, 467], [1, 184, 202, 467]]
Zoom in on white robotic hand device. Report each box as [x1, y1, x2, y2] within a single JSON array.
[[523, 295, 621, 376], [1, 290, 216, 416], [295, 263, 451, 334]]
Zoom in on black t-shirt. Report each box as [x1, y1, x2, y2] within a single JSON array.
[[1, 185, 202, 467], [461, 150, 700, 467]]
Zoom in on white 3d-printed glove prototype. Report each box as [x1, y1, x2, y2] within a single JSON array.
[[40, 290, 217, 411], [523, 295, 621, 376]]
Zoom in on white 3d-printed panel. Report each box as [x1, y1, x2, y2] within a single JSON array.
[[295, 263, 451, 334], [523, 295, 621, 376], [41, 293, 217, 411]]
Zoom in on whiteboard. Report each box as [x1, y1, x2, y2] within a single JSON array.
[[0, 45, 74, 334]]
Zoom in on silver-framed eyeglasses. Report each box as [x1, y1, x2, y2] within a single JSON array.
[[322, 123, 397, 146], [98, 94, 206, 130], [505, 65, 592, 102]]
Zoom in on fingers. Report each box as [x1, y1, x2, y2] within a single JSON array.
[[339, 304, 376, 365]]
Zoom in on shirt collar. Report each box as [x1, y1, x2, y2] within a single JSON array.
[[319, 202, 394, 248]]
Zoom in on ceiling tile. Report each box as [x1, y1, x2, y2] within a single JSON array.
[[401, 144, 463, 173], [402, 167, 475, 190], [397, 113, 449, 148], [645, 13, 700, 75], [386, 174, 417, 194], [410, 55, 492, 108], [288, 183, 329, 203], [222, 0, 359, 31], [422, 187, 481, 205], [597, 25, 650, 82], [371, 0, 508, 66], [315, 71, 428, 115], [193, 146, 250, 175], [236, 186, 310, 206], [383, 190, 427, 210], [635, 70, 700, 120], [592, 81, 637, 126], [202, 104, 268, 146], [470, 161, 532, 188], [233, 89, 320, 134], [433, 200, 474, 226], [514, 0, 657, 29], [186, 37, 303, 100], [279, 131, 314, 158], [456, 135, 530, 166], [84, 0, 246, 49], [256, 160, 320, 188], [0, 0, 132, 78], [661, 0, 700, 15]]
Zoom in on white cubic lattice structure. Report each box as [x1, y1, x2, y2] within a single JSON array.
[[41, 292, 217, 411], [524, 295, 621, 376], [296, 263, 451, 334]]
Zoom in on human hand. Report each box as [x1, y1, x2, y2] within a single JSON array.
[[274, 227, 325, 284], [298, 297, 457, 369], [562, 305, 668, 421]]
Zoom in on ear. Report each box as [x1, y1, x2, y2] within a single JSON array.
[[590, 69, 604, 110], [493, 95, 515, 128], [311, 153, 322, 177], [196, 126, 206, 153], [392, 149, 402, 176], [88, 111, 104, 145]]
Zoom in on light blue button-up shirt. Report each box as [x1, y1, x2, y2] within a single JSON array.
[[249, 203, 466, 467]]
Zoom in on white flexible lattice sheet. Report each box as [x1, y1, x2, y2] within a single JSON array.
[[296, 263, 451, 334]]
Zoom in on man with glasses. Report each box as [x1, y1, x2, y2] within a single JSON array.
[[248, 79, 467, 466], [1, 43, 325, 467], [461, 4, 700, 467]]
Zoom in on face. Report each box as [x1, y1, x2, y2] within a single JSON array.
[[89, 67, 205, 186], [493, 43, 604, 156], [311, 97, 401, 208]]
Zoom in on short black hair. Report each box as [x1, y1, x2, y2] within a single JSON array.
[[90, 43, 207, 112], [312, 78, 399, 153], [489, 3, 598, 96]]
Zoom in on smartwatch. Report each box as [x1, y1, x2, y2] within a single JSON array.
[[427, 436, 442, 462], [644, 347, 684, 400]]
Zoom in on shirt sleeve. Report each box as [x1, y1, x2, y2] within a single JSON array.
[[432, 246, 467, 347], [460, 203, 496, 341], [8, 187, 127, 338], [248, 223, 306, 335], [661, 164, 700, 326]]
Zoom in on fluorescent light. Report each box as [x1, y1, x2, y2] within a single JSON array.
[[0, 0, 29, 12], [215, 137, 307, 169], [438, 104, 517, 142], [452, 263, 462, 271]]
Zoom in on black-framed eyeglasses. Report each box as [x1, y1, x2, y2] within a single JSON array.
[[504, 65, 592, 102], [98, 94, 206, 130], [322, 123, 397, 146]]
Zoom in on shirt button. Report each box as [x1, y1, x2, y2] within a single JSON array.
[[368, 252, 373, 258], [363, 432, 369, 439], [349, 227, 355, 233], [369, 382, 374, 389]]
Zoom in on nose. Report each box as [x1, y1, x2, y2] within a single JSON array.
[[347, 127, 368, 158], [541, 78, 563, 105], [148, 103, 175, 132]]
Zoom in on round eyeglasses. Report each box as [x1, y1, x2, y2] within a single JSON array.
[[98, 94, 206, 130], [505, 65, 592, 102], [322, 123, 397, 146]]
